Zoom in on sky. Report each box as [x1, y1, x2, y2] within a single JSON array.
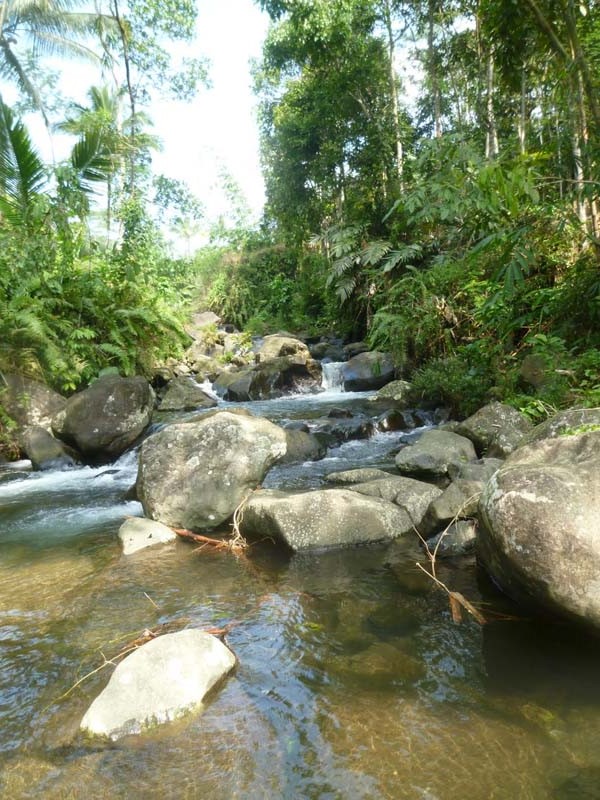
[[3, 0, 270, 236], [152, 0, 270, 223]]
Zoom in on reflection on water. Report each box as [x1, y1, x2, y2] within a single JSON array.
[[1, 392, 600, 798]]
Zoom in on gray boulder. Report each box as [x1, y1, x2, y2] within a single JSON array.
[[456, 401, 533, 457], [312, 414, 375, 444], [240, 488, 422, 551], [257, 334, 310, 363], [137, 411, 287, 530], [524, 407, 600, 444], [158, 376, 217, 412], [478, 430, 600, 627], [420, 479, 482, 536], [21, 426, 78, 471], [371, 379, 413, 406], [341, 351, 395, 391], [118, 517, 178, 555], [213, 356, 321, 401], [80, 630, 235, 740], [1, 373, 66, 430], [280, 429, 327, 464], [345, 476, 442, 529], [395, 429, 477, 478], [448, 457, 504, 483], [52, 375, 154, 462]]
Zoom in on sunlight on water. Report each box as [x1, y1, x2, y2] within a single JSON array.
[[1, 393, 600, 799]]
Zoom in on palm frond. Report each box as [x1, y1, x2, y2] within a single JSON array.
[[0, 94, 46, 225]]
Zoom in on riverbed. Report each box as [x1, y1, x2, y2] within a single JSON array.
[[1, 386, 600, 799]]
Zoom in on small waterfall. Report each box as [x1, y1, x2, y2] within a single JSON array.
[[321, 361, 345, 393]]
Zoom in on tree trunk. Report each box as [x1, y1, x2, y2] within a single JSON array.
[[485, 51, 499, 159], [427, 0, 442, 138], [381, 0, 404, 188]]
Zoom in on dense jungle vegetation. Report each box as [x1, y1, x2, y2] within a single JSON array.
[[1, 0, 599, 454]]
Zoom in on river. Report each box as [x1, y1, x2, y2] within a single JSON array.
[[1, 382, 599, 799]]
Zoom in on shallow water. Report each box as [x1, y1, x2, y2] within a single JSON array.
[[1, 390, 600, 799]]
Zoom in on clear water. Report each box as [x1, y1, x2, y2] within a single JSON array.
[[1, 390, 600, 799]]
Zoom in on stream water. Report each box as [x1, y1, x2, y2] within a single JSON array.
[[1, 386, 600, 799]]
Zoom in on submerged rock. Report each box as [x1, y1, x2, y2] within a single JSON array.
[[80, 630, 236, 740], [478, 430, 600, 627], [52, 375, 154, 463], [137, 411, 287, 530], [118, 517, 177, 555], [425, 519, 478, 558], [240, 488, 418, 551]]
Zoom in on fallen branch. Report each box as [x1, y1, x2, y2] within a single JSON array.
[[415, 493, 487, 625]]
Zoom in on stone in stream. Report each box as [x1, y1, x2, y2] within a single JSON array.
[[419, 478, 483, 536], [240, 488, 419, 551], [478, 430, 600, 627], [279, 429, 326, 464], [344, 476, 442, 530], [20, 426, 79, 471], [425, 519, 478, 558], [0, 372, 66, 430], [157, 376, 217, 412], [325, 468, 392, 484], [340, 351, 395, 391], [455, 401, 533, 457], [395, 429, 477, 479], [52, 375, 154, 463], [137, 411, 287, 530], [118, 517, 178, 555], [80, 630, 236, 740]]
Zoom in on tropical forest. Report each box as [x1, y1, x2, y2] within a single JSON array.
[[1, 0, 600, 798]]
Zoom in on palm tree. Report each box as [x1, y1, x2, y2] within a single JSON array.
[[0, 0, 115, 116], [0, 93, 112, 228], [56, 84, 160, 232]]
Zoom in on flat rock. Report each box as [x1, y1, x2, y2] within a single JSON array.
[[118, 517, 177, 555], [240, 488, 416, 551], [80, 630, 236, 740], [345, 476, 442, 529]]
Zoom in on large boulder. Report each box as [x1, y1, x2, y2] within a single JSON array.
[[21, 426, 78, 471], [478, 431, 600, 627], [280, 429, 327, 464], [345, 476, 442, 530], [118, 517, 178, 555], [420, 479, 482, 536], [80, 630, 235, 740], [256, 334, 310, 363], [523, 407, 600, 444], [395, 429, 477, 479], [0, 373, 66, 430], [214, 356, 321, 401], [240, 488, 422, 551], [371, 379, 413, 406], [137, 411, 287, 530], [52, 375, 154, 463], [341, 351, 395, 391], [157, 376, 217, 412], [456, 401, 533, 457]]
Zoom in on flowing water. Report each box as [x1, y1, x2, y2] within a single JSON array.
[[1, 387, 600, 799]]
